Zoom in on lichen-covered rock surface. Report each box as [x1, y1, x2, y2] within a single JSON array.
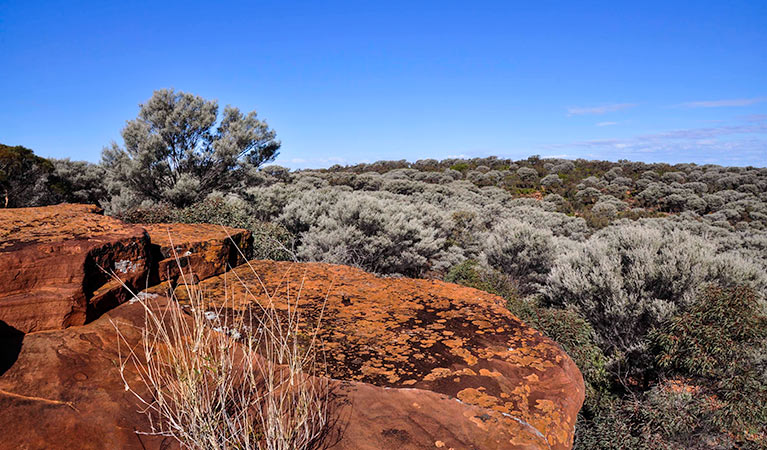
[[0, 296, 553, 450], [0, 204, 150, 333], [176, 260, 586, 450]]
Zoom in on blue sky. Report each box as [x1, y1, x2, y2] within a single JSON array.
[[1, 0, 765, 168]]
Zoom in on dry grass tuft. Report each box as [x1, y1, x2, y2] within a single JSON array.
[[113, 248, 330, 450]]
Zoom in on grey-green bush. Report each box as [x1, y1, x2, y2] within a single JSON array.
[[543, 225, 764, 374], [481, 218, 558, 294], [102, 89, 279, 209]]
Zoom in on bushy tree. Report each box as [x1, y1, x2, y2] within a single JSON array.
[[50, 158, 107, 205], [0, 143, 55, 207], [102, 89, 279, 209]]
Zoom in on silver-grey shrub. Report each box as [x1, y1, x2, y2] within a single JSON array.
[[481, 218, 558, 293], [285, 190, 460, 276], [541, 173, 562, 187], [102, 89, 279, 209], [543, 225, 763, 364]]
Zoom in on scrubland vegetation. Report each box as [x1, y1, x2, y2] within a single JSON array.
[[4, 90, 766, 448]]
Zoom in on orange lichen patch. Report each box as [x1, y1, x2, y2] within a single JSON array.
[[170, 260, 584, 450], [479, 368, 502, 378], [424, 368, 454, 381], [451, 347, 479, 366], [458, 388, 500, 408]]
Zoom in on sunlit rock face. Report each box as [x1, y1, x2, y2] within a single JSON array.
[[0, 204, 150, 333], [141, 222, 252, 284]]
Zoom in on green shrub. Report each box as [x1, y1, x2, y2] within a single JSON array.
[[522, 305, 609, 394], [650, 285, 767, 446], [445, 259, 518, 300], [449, 162, 470, 172], [652, 285, 766, 379], [0, 143, 56, 207]]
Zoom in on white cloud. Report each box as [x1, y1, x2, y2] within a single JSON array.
[[676, 97, 766, 108], [567, 103, 636, 116], [541, 116, 767, 166], [596, 121, 618, 127]]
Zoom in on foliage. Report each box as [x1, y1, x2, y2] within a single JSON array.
[[652, 285, 766, 379], [284, 190, 459, 277], [50, 158, 107, 205], [102, 89, 280, 209], [0, 143, 56, 207], [543, 225, 763, 379], [481, 218, 557, 294], [445, 259, 518, 299]]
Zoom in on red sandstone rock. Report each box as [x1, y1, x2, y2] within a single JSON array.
[[175, 260, 586, 450], [141, 222, 253, 285], [0, 298, 179, 449], [0, 204, 150, 333]]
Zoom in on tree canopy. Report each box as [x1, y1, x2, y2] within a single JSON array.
[[102, 89, 280, 208], [0, 143, 55, 208]]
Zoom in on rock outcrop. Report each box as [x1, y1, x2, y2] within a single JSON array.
[[0, 204, 150, 334], [0, 296, 556, 449], [0, 205, 254, 336], [0, 298, 179, 450], [175, 261, 586, 450]]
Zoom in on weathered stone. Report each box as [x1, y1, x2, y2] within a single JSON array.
[[0, 298, 178, 449], [141, 222, 253, 285], [175, 260, 586, 450], [0, 205, 584, 449], [0, 204, 150, 334]]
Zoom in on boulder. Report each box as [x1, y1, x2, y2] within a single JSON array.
[[0, 204, 150, 334], [0, 205, 584, 449], [174, 260, 586, 450], [141, 223, 253, 285]]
